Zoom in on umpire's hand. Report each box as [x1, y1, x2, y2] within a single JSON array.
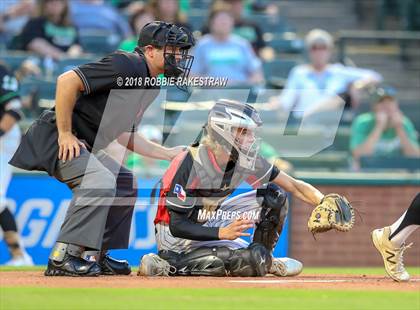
[[58, 132, 86, 162]]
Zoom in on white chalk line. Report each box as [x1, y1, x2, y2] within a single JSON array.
[[229, 278, 420, 284], [229, 280, 347, 284]]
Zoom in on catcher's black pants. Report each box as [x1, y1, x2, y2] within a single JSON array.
[[53, 148, 137, 250]]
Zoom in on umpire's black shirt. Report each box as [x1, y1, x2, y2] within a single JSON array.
[[10, 49, 159, 175]]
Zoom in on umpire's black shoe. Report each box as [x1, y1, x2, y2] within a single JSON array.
[[44, 255, 101, 277], [99, 254, 131, 275]]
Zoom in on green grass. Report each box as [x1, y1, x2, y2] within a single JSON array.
[[1, 267, 419, 310], [302, 266, 420, 276], [1, 287, 419, 310]]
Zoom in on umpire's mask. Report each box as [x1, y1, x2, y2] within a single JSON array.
[[138, 21, 195, 90]]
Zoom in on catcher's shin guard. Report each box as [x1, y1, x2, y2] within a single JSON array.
[[222, 243, 272, 277], [253, 183, 289, 251], [159, 248, 227, 276]]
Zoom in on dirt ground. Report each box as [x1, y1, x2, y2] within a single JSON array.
[[1, 271, 419, 291]]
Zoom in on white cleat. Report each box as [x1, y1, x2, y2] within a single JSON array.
[[5, 252, 34, 267], [270, 257, 303, 277], [137, 253, 175, 276], [371, 226, 412, 282]]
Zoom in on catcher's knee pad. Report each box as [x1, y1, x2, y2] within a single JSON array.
[[253, 183, 289, 251], [222, 243, 272, 277], [160, 248, 227, 277]]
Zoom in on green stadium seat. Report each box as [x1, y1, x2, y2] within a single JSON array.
[[183, 8, 207, 31], [264, 33, 304, 53], [399, 103, 420, 132], [262, 59, 297, 80], [19, 78, 56, 100], [360, 156, 420, 170], [79, 34, 121, 54], [54, 57, 96, 76], [253, 14, 294, 33], [287, 152, 350, 171], [333, 127, 351, 152], [0, 52, 39, 72]]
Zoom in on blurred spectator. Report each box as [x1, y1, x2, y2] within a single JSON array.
[[0, 0, 35, 45], [0, 62, 34, 266], [118, 5, 154, 52], [17, 0, 82, 60], [70, 0, 131, 39], [350, 87, 420, 169], [202, 0, 267, 56], [149, 0, 191, 30], [276, 29, 382, 119], [191, 7, 264, 86], [125, 125, 169, 177]]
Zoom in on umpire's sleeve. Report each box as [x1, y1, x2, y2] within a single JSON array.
[[73, 53, 134, 95]]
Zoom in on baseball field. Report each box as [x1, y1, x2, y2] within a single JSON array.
[[1, 266, 419, 310]]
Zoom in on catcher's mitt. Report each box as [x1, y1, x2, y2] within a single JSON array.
[[308, 193, 355, 234]]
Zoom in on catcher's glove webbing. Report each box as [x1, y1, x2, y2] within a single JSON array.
[[308, 193, 355, 235]]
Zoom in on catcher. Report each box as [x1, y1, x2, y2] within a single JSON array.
[[138, 99, 354, 277]]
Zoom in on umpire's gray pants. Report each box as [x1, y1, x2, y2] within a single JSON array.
[[53, 148, 137, 250]]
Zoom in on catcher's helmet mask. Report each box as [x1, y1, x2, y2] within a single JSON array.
[[207, 99, 263, 170], [138, 21, 195, 90]]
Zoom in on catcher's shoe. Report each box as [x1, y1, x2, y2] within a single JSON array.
[[371, 226, 412, 282], [270, 257, 303, 277], [44, 254, 101, 277], [99, 254, 131, 275], [137, 253, 175, 276]]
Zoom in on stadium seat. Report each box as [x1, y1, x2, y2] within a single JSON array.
[[19, 78, 56, 100], [264, 33, 304, 53], [188, 12, 207, 31], [333, 127, 351, 152], [79, 33, 121, 54], [360, 156, 420, 170], [399, 103, 420, 132], [286, 152, 350, 171], [54, 57, 96, 76], [253, 14, 295, 33], [262, 59, 297, 80], [0, 52, 39, 72]]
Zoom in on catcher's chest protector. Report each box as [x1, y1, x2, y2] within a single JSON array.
[[155, 145, 254, 224], [190, 145, 253, 193]]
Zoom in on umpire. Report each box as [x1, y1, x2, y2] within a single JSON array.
[[9, 21, 195, 277]]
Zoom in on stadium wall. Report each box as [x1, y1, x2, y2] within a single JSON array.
[[290, 179, 420, 266]]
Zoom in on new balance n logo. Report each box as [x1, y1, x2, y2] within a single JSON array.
[[385, 250, 396, 264]]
